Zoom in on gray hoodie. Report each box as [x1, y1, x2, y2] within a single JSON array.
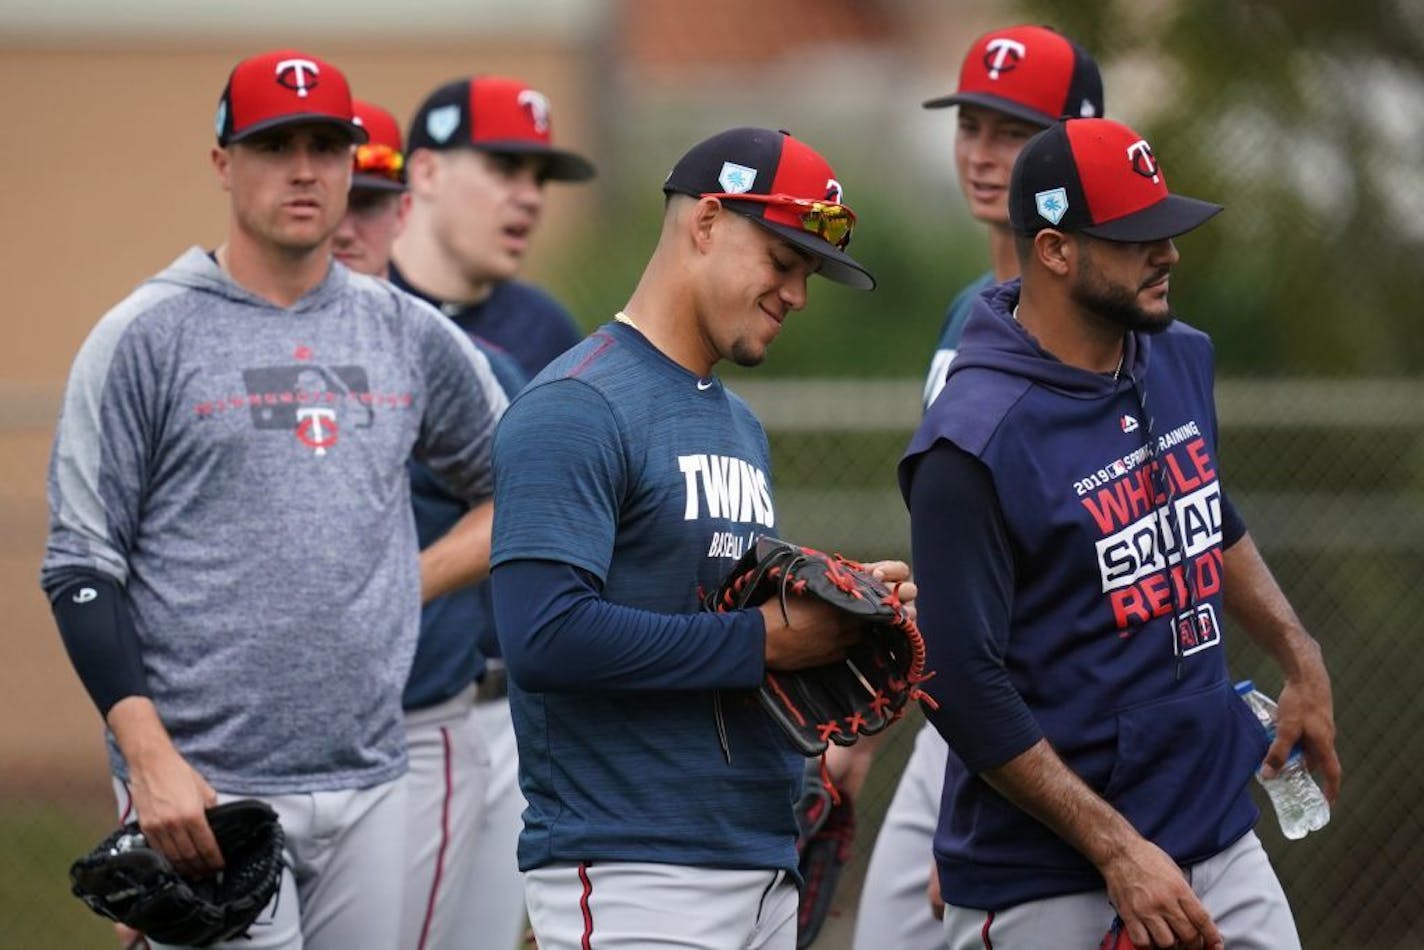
[[41, 247, 508, 794]]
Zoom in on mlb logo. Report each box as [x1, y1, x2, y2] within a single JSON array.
[[1120, 414, 1139, 433]]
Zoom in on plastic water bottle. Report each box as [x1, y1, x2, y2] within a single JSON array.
[[1234, 680, 1330, 839]]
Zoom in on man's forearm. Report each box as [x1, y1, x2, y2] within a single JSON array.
[[420, 500, 493, 604], [1222, 532, 1322, 675], [980, 738, 1139, 868], [106, 696, 180, 768], [1222, 531, 1341, 798]]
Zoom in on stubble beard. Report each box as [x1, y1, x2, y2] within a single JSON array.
[[728, 336, 767, 368], [1071, 257, 1175, 335]]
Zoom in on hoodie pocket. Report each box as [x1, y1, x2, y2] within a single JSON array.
[[1100, 681, 1268, 855]]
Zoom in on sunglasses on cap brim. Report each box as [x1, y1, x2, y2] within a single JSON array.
[[354, 143, 405, 183], [701, 192, 857, 250]]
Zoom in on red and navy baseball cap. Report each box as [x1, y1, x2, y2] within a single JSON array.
[[1009, 118, 1223, 241], [215, 49, 367, 147], [405, 76, 596, 182], [662, 127, 875, 291], [351, 99, 407, 193], [923, 25, 1103, 127]]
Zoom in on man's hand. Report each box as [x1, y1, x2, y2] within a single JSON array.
[[107, 698, 222, 878], [1222, 534, 1342, 803], [864, 559, 918, 621], [1100, 837, 1222, 949], [926, 860, 944, 920], [1269, 646, 1341, 803], [760, 596, 861, 670], [115, 923, 148, 949]]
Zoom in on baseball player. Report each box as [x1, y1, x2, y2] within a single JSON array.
[[331, 98, 411, 277], [391, 75, 593, 376], [852, 26, 1107, 949], [901, 117, 1341, 948], [40, 49, 507, 950], [389, 76, 596, 950], [488, 127, 913, 950]]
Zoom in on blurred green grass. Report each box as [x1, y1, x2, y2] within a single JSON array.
[[1, 803, 119, 949]]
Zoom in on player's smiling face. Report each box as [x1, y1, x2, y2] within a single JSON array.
[[216, 124, 355, 254], [699, 210, 815, 369], [955, 105, 1041, 227], [426, 148, 547, 288]]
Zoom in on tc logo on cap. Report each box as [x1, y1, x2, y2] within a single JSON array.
[[1127, 140, 1160, 183], [275, 58, 320, 98], [984, 37, 1027, 80], [517, 89, 551, 133]]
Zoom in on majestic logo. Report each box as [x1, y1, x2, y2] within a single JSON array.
[[72, 587, 98, 604], [824, 178, 844, 204], [275, 58, 320, 98], [517, 89, 551, 134], [718, 162, 758, 194], [1035, 187, 1068, 225], [983, 37, 1027, 80], [1120, 414, 1139, 433], [677, 454, 775, 527], [426, 104, 461, 144], [1126, 139, 1160, 183]]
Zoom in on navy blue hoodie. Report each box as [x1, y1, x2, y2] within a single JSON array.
[[900, 278, 1267, 910]]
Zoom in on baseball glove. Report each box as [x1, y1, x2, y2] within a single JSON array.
[[1099, 916, 1134, 949], [70, 799, 284, 948], [794, 765, 855, 948], [705, 537, 935, 757]]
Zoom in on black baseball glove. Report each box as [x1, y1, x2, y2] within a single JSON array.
[[70, 799, 284, 948], [794, 765, 855, 948], [706, 537, 935, 756]]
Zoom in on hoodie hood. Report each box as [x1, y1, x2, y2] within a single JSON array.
[[150, 246, 351, 313], [946, 277, 1149, 399]]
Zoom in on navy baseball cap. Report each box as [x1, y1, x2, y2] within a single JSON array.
[[923, 25, 1103, 127], [662, 127, 875, 291], [405, 76, 596, 182], [1009, 118, 1223, 242], [215, 50, 367, 147]]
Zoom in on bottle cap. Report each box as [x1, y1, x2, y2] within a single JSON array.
[[1233, 679, 1255, 695]]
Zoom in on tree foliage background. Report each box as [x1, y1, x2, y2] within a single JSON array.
[[550, 0, 1424, 381]]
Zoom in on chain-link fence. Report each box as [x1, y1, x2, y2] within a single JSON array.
[[732, 377, 1424, 950]]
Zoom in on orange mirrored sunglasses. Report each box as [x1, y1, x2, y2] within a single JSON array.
[[354, 143, 405, 183], [701, 192, 856, 250]]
